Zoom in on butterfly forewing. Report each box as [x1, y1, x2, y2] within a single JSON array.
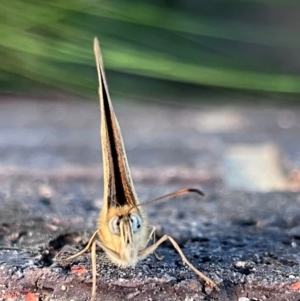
[[94, 38, 138, 210]]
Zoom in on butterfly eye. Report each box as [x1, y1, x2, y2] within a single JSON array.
[[130, 213, 142, 233], [109, 216, 121, 235]]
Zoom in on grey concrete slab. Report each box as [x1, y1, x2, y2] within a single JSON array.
[[0, 98, 300, 300]]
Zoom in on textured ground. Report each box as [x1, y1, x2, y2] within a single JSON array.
[[0, 98, 299, 301]]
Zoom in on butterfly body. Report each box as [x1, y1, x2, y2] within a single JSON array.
[[65, 37, 218, 301]]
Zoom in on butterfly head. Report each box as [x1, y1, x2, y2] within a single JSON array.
[[108, 209, 143, 245], [98, 205, 147, 266]]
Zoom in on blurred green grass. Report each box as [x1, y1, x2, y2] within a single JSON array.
[[1, 0, 300, 98]]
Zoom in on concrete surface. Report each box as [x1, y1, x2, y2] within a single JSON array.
[[0, 97, 299, 301]]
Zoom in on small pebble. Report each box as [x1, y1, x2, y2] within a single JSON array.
[[71, 265, 87, 274], [290, 281, 300, 290], [38, 184, 53, 199], [24, 292, 38, 301]]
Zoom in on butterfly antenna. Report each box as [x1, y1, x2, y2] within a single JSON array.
[[141, 188, 204, 206], [127, 188, 204, 214]]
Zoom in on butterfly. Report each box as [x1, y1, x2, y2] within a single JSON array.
[[66, 37, 218, 301]]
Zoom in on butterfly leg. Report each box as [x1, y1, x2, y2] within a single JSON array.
[[63, 231, 99, 301], [139, 234, 218, 290], [147, 226, 164, 261], [65, 230, 98, 261], [91, 239, 97, 301]]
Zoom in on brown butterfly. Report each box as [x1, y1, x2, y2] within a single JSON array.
[[66, 37, 218, 301]]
